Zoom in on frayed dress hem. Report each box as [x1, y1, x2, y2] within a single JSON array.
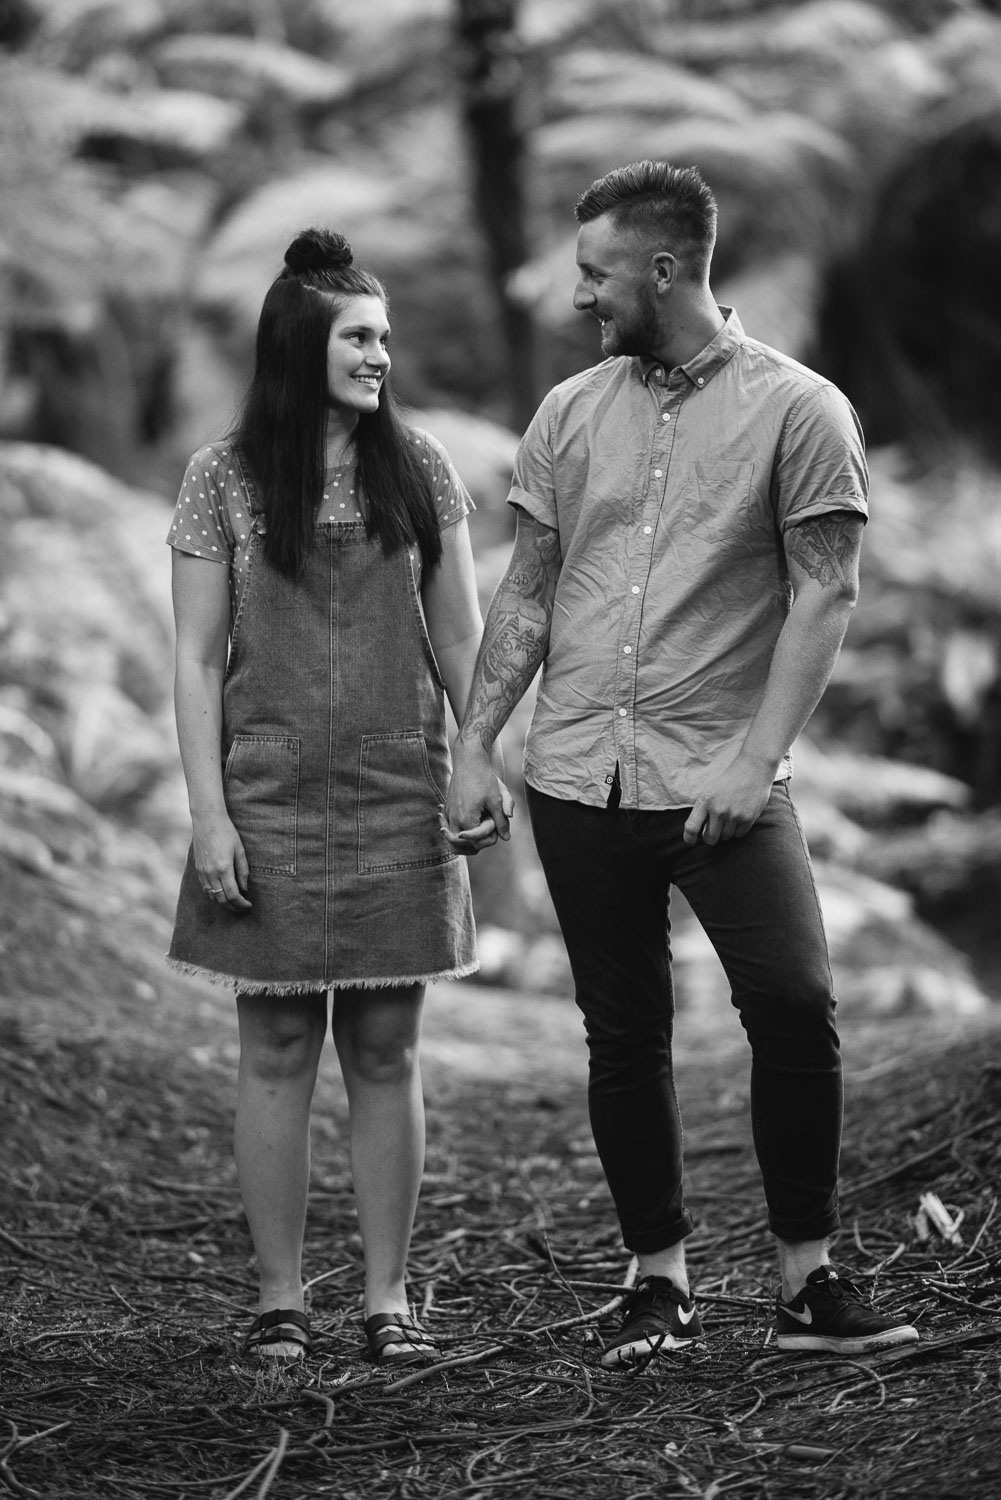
[[164, 955, 480, 993]]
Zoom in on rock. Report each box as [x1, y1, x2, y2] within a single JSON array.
[[855, 809, 1001, 907], [150, 34, 353, 112], [792, 735, 971, 826], [35, 0, 167, 60], [80, 87, 246, 163], [473, 924, 526, 987], [193, 166, 404, 331], [848, 964, 987, 1018], [548, 49, 750, 123], [67, 683, 175, 810], [0, 821, 58, 879], [814, 862, 988, 1016], [660, 861, 990, 1025], [0, 442, 175, 815], [0, 702, 62, 777], [416, 408, 519, 521]]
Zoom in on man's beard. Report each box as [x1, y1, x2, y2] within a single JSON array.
[[601, 291, 659, 357]]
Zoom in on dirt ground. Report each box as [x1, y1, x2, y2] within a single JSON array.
[[2, 853, 1001, 1499]]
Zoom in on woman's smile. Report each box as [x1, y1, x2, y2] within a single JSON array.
[[326, 294, 392, 414]]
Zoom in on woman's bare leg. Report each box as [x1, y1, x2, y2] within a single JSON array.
[[235, 990, 327, 1351], [331, 984, 428, 1345]]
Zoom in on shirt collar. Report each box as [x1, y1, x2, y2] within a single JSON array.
[[637, 306, 744, 388]]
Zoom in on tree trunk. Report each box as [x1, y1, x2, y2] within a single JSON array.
[[455, 0, 538, 430]]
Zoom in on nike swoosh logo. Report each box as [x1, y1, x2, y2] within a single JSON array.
[[677, 1304, 698, 1326], [784, 1305, 813, 1325]]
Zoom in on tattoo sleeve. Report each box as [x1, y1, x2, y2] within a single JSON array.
[[785, 512, 864, 590], [461, 515, 562, 753]]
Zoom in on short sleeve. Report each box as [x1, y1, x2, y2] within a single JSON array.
[[773, 383, 869, 533], [506, 395, 558, 527], [409, 429, 474, 530], [166, 445, 237, 564]]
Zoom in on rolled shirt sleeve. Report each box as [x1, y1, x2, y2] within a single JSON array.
[[507, 396, 559, 528], [773, 383, 869, 533]]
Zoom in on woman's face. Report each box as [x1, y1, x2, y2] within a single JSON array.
[[326, 295, 391, 418]]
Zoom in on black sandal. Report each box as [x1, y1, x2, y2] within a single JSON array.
[[363, 1311, 439, 1367], [242, 1308, 313, 1363]]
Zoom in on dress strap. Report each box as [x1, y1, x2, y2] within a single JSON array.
[[230, 445, 269, 537]]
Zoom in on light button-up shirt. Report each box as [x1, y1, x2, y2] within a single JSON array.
[[508, 309, 868, 809]]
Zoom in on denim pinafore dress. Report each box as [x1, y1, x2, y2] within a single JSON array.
[[167, 472, 477, 993]]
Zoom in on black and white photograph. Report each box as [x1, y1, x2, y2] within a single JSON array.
[[2, 1, 1000, 1496]]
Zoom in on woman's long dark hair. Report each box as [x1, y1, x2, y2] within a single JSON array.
[[232, 228, 442, 579]]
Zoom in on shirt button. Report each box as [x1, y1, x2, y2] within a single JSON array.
[[631, 585, 640, 594], [653, 468, 663, 478], [661, 413, 671, 422], [618, 708, 627, 717], [643, 525, 652, 534], [623, 645, 632, 654], [697, 377, 705, 386]]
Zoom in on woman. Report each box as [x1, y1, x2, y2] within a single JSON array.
[[166, 228, 509, 1366]]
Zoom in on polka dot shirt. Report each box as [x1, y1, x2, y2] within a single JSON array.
[[166, 430, 474, 616]]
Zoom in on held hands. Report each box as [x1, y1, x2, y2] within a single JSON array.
[[192, 814, 253, 910], [683, 751, 777, 847], [442, 741, 515, 856]]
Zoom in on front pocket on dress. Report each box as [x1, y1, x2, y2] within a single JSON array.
[[223, 734, 299, 877], [357, 731, 456, 875]]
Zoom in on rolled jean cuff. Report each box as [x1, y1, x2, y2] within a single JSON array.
[[623, 1210, 697, 1256], [768, 1205, 841, 1244]]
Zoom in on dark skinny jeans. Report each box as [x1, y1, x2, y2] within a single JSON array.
[[526, 781, 843, 1254]]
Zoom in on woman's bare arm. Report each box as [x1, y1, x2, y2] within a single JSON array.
[[172, 551, 251, 908]]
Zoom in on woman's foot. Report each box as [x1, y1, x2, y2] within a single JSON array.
[[242, 1308, 313, 1363], [363, 1310, 439, 1366]]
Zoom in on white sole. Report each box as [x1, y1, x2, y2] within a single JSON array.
[[776, 1326, 919, 1354], [601, 1332, 700, 1367]]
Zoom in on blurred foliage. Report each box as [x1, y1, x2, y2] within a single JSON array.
[[0, 0, 999, 469], [1, 0, 1000, 995], [1, 0, 1000, 462]]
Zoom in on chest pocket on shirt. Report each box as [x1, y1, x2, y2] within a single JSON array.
[[688, 462, 756, 545]]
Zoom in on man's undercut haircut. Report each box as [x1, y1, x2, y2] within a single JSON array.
[[575, 160, 718, 281]]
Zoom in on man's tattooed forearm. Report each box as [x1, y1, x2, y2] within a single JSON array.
[[482, 618, 550, 687], [463, 604, 550, 750], [465, 600, 552, 756], [461, 520, 561, 751], [504, 524, 561, 600], [786, 513, 863, 588]]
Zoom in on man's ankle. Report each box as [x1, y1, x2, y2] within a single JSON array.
[[636, 1253, 689, 1297], [777, 1239, 831, 1302]]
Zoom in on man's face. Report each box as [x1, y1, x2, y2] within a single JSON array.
[[573, 216, 659, 358]]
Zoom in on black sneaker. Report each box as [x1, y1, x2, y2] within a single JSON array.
[[775, 1266, 919, 1353], [601, 1275, 703, 1368]]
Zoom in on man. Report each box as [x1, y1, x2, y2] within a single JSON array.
[[445, 160, 919, 1366]]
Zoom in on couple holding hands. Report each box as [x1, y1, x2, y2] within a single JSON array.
[[166, 160, 917, 1372]]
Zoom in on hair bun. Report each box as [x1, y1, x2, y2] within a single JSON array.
[[284, 229, 353, 274]]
